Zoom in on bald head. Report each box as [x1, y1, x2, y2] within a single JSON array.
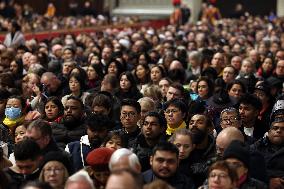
[[216, 127, 244, 157]]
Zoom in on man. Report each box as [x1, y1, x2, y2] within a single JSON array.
[[166, 83, 185, 101], [133, 111, 167, 171], [26, 119, 60, 155], [224, 140, 267, 188], [239, 94, 268, 140], [40, 72, 65, 97], [116, 99, 141, 149], [230, 55, 242, 71], [65, 170, 95, 189], [66, 114, 113, 171], [143, 142, 194, 189], [109, 148, 141, 173], [274, 60, 284, 82], [188, 114, 215, 187], [222, 65, 237, 84], [164, 98, 188, 137], [211, 52, 225, 76], [4, 139, 42, 188], [106, 169, 143, 189], [220, 107, 241, 129], [51, 96, 86, 148]]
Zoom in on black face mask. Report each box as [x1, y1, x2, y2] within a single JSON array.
[[190, 128, 207, 145]]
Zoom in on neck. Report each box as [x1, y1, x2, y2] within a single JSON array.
[[72, 90, 81, 97], [169, 121, 184, 129], [146, 137, 160, 147], [196, 136, 208, 149], [124, 125, 137, 133], [243, 119, 255, 128]]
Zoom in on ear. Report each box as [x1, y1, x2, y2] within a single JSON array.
[[150, 156, 153, 166]]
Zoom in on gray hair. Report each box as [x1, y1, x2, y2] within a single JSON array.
[[188, 50, 202, 64], [65, 170, 95, 189], [109, 148, 141, 172], [220, 107, 240, 120]]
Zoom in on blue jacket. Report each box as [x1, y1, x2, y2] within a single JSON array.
[[65, 135, 92, 171]]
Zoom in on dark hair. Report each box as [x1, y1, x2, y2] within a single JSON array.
[[92, 93, 112, 111], [143, 111, 167, 128], [11, 20, 21, 31], [89, 63, 104, 80], [119, 71, 139, 94], [106, 58, 125, 77], [151, 65, 166, 78], [102, 130, 126, 148], [68, 72, 87, 91], [164, 98, 188, 114], [0, 88, 10, 100], [134, 63, 150, 84], [7, 95, 26, 110], [12, 59, 24, 76], [121, 98, 141, 114], [43, 96, 64, 120], [152, 142, 179, 158], [14, 138, 41, 161], [196, 76, 214, 98], [239, 93, 262, 110], [86, 114, 113, 131], [226, 80, 247, 93], [66, 96, 84, 110], [28, 119, 52, 137], [103, 74, 119, 89], [169, 82, 185, 99], [208, 160, 238, 183]]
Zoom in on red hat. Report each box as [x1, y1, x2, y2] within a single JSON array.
[[86, 147, 114, 171], [172, 0, 181, 6]]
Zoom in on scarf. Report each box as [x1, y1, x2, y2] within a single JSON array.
[[3, 116, 25, 129], [166, 121, 186, 136]]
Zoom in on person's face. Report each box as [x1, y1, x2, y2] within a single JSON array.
[[262, 58, 274, 72], [105, 137, 122, 150], [222, 67, 235, 83], [173, 134, 194, 160], [43, 161, 66, 189], [63, 49, 74, 61], [108, 62, 118, 75], [15, 125, 26, 143], [241, 60, 253, 74], [164, 105, 185, 128], [93, 106, 110, 116], [166, 86, 182, 101], [276, 60, 284, 77], [238, 103, 258, 124], [138, 54, 147, 65], [64, 99, 83, 122], [150, 67, 162, 83], [254, 90, 269, 104], [102, 47, 112, 61], [26, 128, 49, 149], [10, 60, 19, 74], [87, 127, 108, 144], [159, 79, 170, 98], [63, 62, 75, 75], [120, 75, 131, 91], [228, 84, 243, 100], [140, 102, 153, 121], [226, 158, 248, 179], [211, 53, 224, 69], [208, 169, 235, 189], [6, 98, 22, 109], [105, 172, 137, 189], [231, 57, 242, 70], [150, 150, 178, 179], [45, 101, 59, 120], [41, 76, 59, 93], [268, 121, 284, 146], [69, 77, 81, 92], [189, 114, 209, 134], [197, 80, 209, 99], [142, 116, 163, 140], [93, 171, 110, 186], [136, 65, 147, 80], [275, 51, 284, 62], [120, 105, 140, 130], [220, 111, 239, 129], [16, 158, 40, 175], [101, 77, 113, 93], [87, 66, 97, 80]]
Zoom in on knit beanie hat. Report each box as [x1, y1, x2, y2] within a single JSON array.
[[223, 140, 250, 168]]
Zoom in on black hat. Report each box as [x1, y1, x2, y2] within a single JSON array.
[[223, 140, 250, 168], [254, 82, 271, 96], [266, 77, 282, 88], [41, 151, 73, 175]]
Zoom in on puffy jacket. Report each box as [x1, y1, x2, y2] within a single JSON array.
[[65, 135, 92, 171]]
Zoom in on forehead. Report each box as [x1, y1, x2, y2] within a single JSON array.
[[154, 150, 177, 159], [191, 114, 206, 121], [272, 121, 284, 127], [221, 111, 237, 117], [44, 161, 63, 167], [66, 99, 81, 107], [121, 105, 137, 112], [239, 103, 255, 109], [166, 104, 180, 110], [7, 98, 21, 105], [145, 116, 159, 122], [224, 67, 234, 72], [168, 86, 181, 93]]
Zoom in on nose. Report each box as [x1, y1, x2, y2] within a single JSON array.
[[179, 146, 185, 153]]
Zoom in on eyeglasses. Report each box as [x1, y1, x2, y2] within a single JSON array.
[[44, 168, 64, 175], [221, 117, 238, 124], [209, 172, 229, 180], [121, 111, 136, 118], [164, 109, 180, 114]]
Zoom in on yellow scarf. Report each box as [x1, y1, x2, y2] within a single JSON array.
[[3, 116, 25, 129], [166, 121, 186, 136]]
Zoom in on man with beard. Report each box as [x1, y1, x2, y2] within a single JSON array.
[[188, 114, 216, 187], [133, 111, 167, 171], [51, 96, 86, 148], [65, 114, 113, 171], [143, 142, 195, 189]]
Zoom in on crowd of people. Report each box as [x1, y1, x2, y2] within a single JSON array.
[[0, 1, 284, 189]]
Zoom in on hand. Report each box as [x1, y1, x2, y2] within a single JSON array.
[[270, 178, 284, 189], [25, 111, 41, 121]]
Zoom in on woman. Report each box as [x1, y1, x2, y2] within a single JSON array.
[[134, 63, 150, 90], [257, 57, 275, 79], [9, 59, 24, 82], [61, 73, 90, 106], [227, 80, 246, 102], [114, 71, 143, 102], [196, 77, 214, 101], [42, 97, 64, 123], [86, 64, 104, 89], [106, 59, 124, 78], [102, 131, 124, 150], [39, 151, 73, 189], [169, 128, 195, 177], [150, 65, 166, 85], [199, 160, 238, 189]]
